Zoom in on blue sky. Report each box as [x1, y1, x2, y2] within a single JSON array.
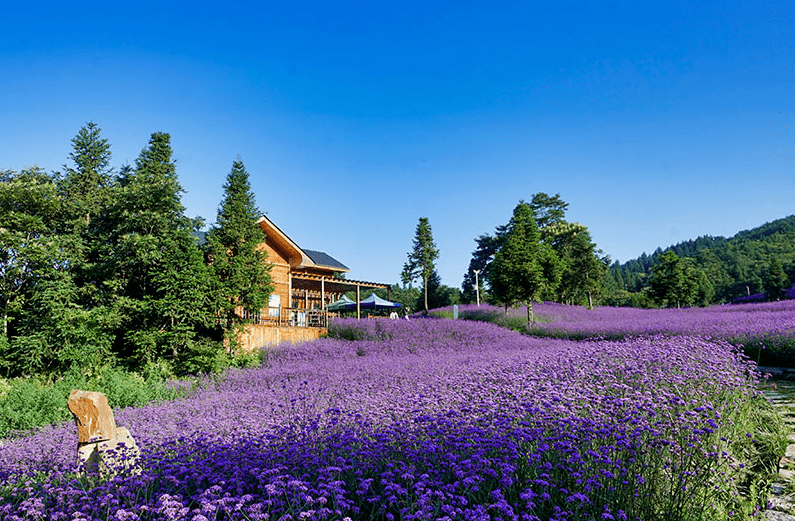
[[2, 1, 793, 288]]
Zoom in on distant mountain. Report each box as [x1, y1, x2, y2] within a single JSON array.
[[608, 215, 795, 304]]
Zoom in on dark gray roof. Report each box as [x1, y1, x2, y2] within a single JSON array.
[[303, 249, 349, 271]]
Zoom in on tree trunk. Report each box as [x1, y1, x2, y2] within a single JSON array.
[[587, 292, 593, 310], [423, 275, 429, 311], [527, 301, 534, 324]]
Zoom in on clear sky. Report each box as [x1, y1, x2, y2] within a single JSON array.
[[2, 1, 793, 288]]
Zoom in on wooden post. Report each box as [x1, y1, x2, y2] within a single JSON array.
[[321, 277, 325, 310], [288, 273, 293, 309], [356, 284, 361, 320]]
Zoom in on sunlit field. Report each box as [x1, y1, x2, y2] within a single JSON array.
[[0, 310, 787, 520], [456, 301, 795, 366]]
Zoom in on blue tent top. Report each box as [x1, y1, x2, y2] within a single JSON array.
[[359, 293, 401, 309], [338, 293, 401, 310]]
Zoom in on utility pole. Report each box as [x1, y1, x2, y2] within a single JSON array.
[[473, 269, 481, 307]]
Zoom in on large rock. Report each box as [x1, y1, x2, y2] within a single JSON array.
[[68, 389, 117, 443], [68, 389, 139, 478]]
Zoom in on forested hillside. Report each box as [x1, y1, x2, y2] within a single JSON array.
[[608, 215, 795, 305]]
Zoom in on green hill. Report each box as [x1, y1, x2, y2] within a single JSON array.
[[608, 215, 795, 304]]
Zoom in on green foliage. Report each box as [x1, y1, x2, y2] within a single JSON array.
[[762, 257, 788, 301], [462, 193, 605, 310], [57, 121, 113, 229], [648, 251, 713, 308], [0, 367, 193, 439], [174, 337, 229, 375], [205, 158, 273, 345], [101, 132, 216, 365], [610, 215, 795, 304], [545, 222, 608, 308], [488, 201, 562, 323], [402, 217, 440, 312], [9, 274, 117, 377], [528, 192, 569, 229], [0, 168, 65, 339]]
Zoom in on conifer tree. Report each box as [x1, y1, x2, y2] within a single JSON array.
[[205, 158, 273, 351], [55, 123, 115, 307], [401, 217, 439, 312], [58, 122, 113, 229], [488, 202, 561, 323], [105, 132, 215, 364]]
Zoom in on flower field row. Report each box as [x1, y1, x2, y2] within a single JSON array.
[[457, 301, 795, 365], [0, 318, 784, 520]]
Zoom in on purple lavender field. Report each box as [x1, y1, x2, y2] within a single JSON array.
[[457, 301, 795, 366], [0, 317, 785, 520]]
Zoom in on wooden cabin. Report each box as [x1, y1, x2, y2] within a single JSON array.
[[236, 215, 389, 351]]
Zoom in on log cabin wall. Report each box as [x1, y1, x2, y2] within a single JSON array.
[[257, 240, 292, 310]]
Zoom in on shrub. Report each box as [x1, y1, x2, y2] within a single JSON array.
[[174, 337, 229, 375]]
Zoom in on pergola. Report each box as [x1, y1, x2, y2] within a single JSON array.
[[289, 273, 391, 319]]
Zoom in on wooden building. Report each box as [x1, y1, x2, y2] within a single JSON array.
[[237, 215, 389, 350]]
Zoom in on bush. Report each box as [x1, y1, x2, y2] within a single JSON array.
[[174, 338, 229, 375]]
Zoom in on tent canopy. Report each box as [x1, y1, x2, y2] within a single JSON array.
[[327, 294, 355, 311], [357, 293, 401, 309], [331, 293, 401, 311]]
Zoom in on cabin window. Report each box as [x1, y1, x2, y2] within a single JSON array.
[[268, 294, 280, 317]]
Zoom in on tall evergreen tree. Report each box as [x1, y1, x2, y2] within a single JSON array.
[[488, 202, 561, 323], [401, 217, 439, 312], [55, 123, 116, 308], [57, 122, 113, 229], [104, 132, 215, 365], [205, 158, 273, 351]]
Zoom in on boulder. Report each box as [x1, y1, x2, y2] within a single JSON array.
[[68, 389, 140, 478], [68, 389, 117, 443]]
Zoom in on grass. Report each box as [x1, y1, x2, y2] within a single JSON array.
[[0, 366, 195, 440]]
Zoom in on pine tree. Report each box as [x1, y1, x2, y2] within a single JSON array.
[[56, 123, 115, 308], [488, 202, 561, 323], [205, 158, 273, 351], [105, 132, 215, 365], [401, 217, 439, 312], [58, 122, 113, 228]]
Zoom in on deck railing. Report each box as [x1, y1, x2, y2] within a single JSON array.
[[241, 307, 329, 328]]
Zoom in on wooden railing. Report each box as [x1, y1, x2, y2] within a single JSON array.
[[241, 308, 329, 328]]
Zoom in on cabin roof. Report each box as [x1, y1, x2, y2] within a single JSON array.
[[256, 214, 349, 273], [303, 249, 349, 271]]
